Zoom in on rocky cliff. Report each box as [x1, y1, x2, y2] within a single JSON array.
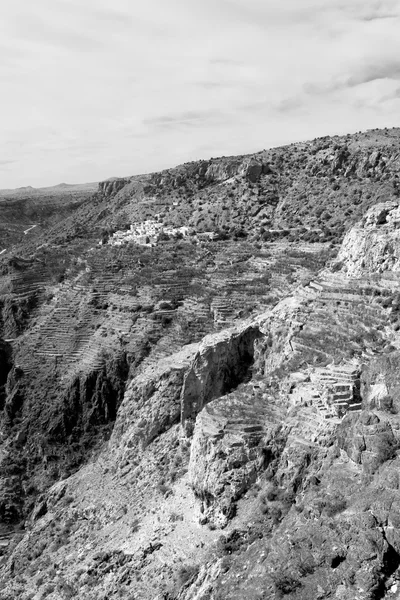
[[337, 201, 400, 276]]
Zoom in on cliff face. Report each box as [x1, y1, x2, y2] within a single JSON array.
[[98, 177, 131, 197], [180, 324, 259, 435], [110, 323, 260, 474], [336, 201, 400, 276], [0, 340, 12, 410]]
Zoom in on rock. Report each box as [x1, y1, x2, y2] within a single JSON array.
[[369, 150, 381, 169], [180, 323, 260, 435], [204, 159, 244, 182], [338, 411, 397, 474], [188, 394, 275, 527], [31, 500, 47, 521], [110, 323, 259, 462], [13, 429, 27, 447], [335, 202, 400, 275], [98, 178, 130, 197], [361, 351, 400, 415], [244, 161, 263, 183]]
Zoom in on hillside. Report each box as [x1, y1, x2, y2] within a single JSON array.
[[1, 128, 400, 599], [0, 182, 98, 249]]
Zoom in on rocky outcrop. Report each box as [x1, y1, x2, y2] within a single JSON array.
[[147, 156, 272, 192], [204, 158, 245, 183], [361, 351, 400, 414], [53, 352, 129, 441], [335, 201, 400, 275], [110, 345, 197, 454], [242, 159, 273, 182], [0, 340, 12, 411], [180, 324, 259, 435], [205, 157, 270, 183], [111, 323, 260, 463], [338, 411, 398, 475], [307, 141, 396, 181], [0, 350, 129, 524], [188, 389, 287, 527], [98, 177, 131, 197]]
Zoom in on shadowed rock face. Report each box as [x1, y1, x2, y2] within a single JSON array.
[[0, 340, 12, 411], [180, 325, 260, 435], [110, 324, 260, 463], [0, 351, 130, 524], [50, 353, 129, 441]]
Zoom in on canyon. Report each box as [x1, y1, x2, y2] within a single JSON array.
[[1, 128, 400, 599]]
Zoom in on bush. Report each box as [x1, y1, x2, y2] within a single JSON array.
[[297, 558, 316, 576], [325, 497, 347, 517], [157, 482, 172, 497], [266, 485, 278, 501], [41, 584, 56, 598], [273, 574, 302, 596], [379, 395, 397, 413]]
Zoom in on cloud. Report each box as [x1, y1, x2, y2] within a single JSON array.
[[303, 60, 400, 97], [143, 110, 227, 132], [348, 63, 400, 86], [361, 13, 398, 21], [209, 58, 242, 66], [381, 87, 400, 101], [9, 11, 107, 53], [1, 0, 400, 187], [274, 98, 304, 114], [0, 160, 16, 169]]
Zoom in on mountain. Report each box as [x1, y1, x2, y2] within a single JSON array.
[[0, 182, 98, 249], [1, 128, 400, 599]]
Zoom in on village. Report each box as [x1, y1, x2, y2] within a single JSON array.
[[107, 219, 217, 247]]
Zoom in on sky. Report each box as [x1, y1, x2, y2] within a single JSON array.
[[1, 0, 400, 188]]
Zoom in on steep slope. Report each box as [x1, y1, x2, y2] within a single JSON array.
[[1, 129, 400, 599]]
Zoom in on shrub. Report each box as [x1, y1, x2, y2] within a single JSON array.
[[157, 482, 172, 497], [298, 558, 316, 576], [325, 497, 347, 517], [169, 512, 183, 522], [41, 584, 56, 598], [379, 395, 396, 413], [265, 485, 278, 501], [273, 574, 302, 596]]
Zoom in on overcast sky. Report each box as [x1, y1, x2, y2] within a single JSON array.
[[1, 0, 400, 188]]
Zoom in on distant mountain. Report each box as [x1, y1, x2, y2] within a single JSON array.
[[0, 181, 98, 248], [0, 181, 98, 198]]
